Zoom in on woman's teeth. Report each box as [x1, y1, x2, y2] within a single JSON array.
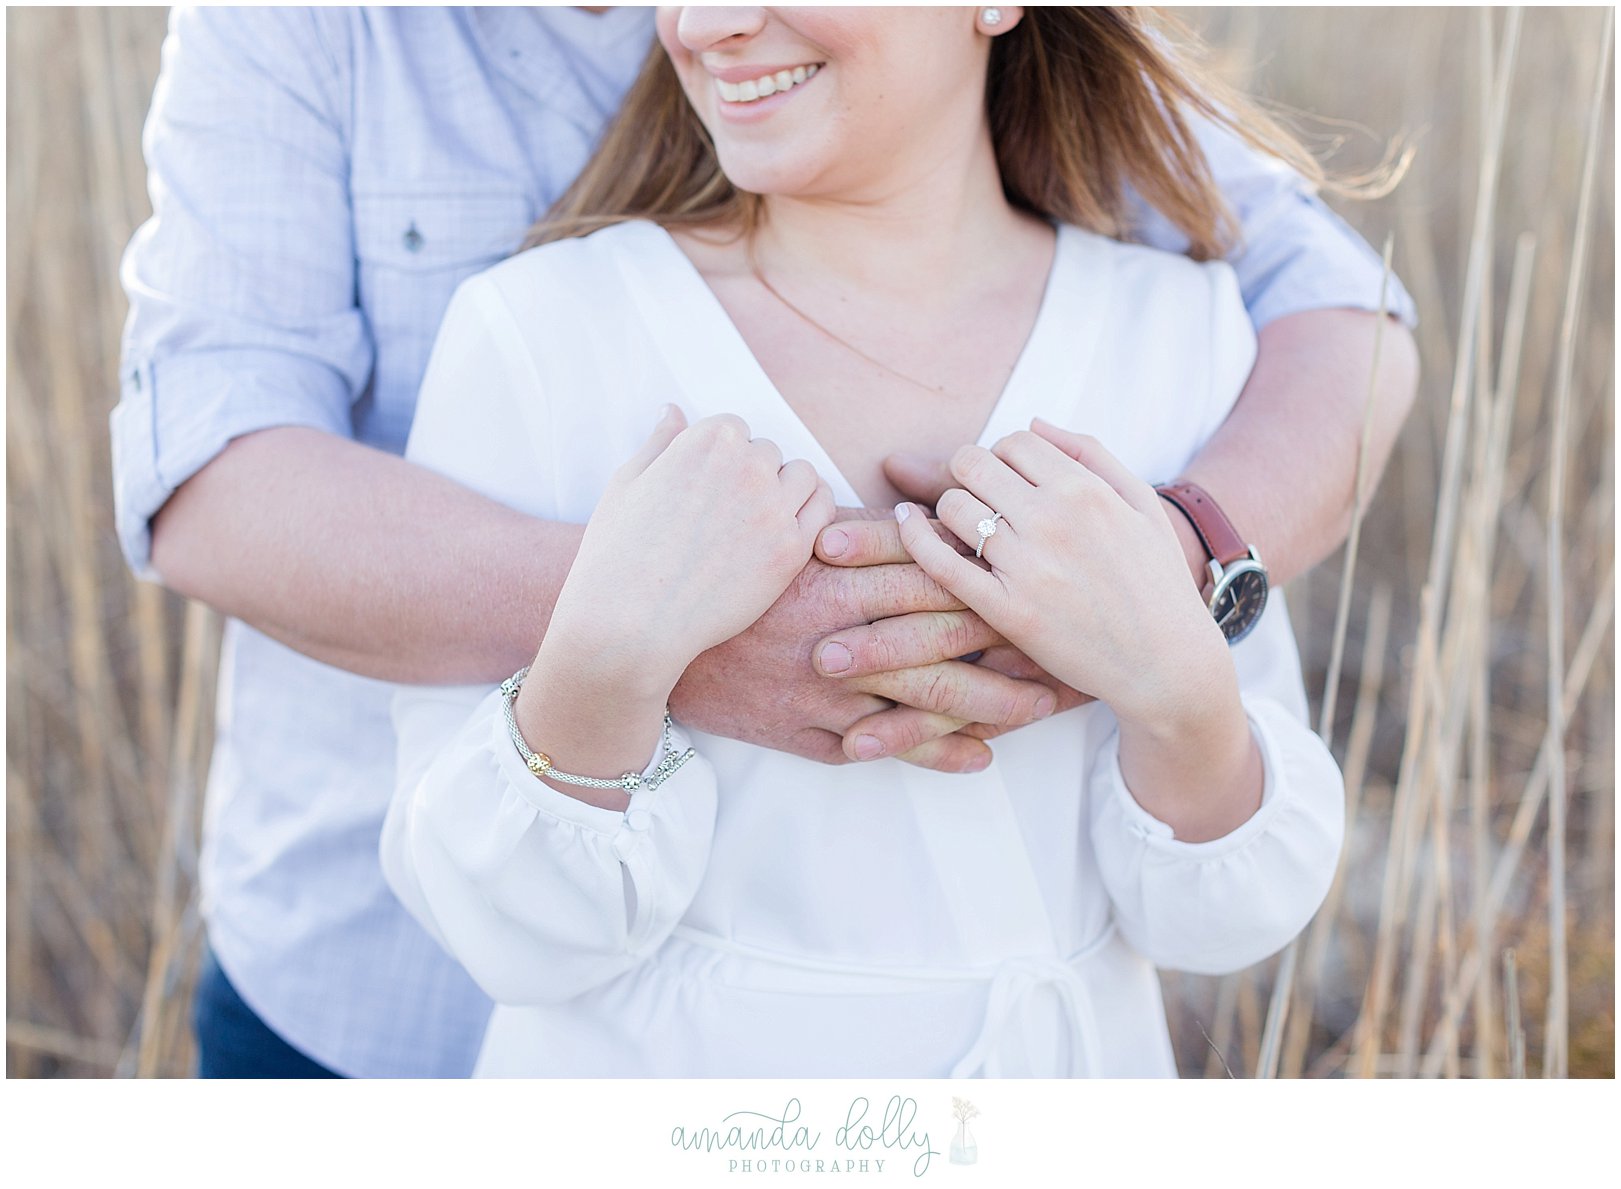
[[716, 64, 819, 104]]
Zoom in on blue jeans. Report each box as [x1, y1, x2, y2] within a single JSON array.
[[193, 941, 342, 1078]]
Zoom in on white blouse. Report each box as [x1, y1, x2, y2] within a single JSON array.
[[380, 220, 1345, 1078]]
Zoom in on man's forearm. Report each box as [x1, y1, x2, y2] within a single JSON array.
[[819, 305, 1421, 762], [150, 426, 581, 684], [1170, 308, 1420, 588], [148, 426, 1050, 773]]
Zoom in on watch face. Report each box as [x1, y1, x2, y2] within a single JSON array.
[[1211, 563, 1269, 643]]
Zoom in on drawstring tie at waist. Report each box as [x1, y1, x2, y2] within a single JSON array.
[[947, 951, 1106, 1078], [669, 922, 1116, 1078]]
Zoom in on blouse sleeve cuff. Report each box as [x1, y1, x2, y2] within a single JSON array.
[[481, 686, 714, 952], [1095, 698, 1294, 860]]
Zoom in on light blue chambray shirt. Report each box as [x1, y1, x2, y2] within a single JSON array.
[[113, 6, 1415, 1078]]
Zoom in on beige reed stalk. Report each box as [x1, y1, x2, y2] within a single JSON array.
[[1503, 949, 1526, 1078], [1537, 5, 1611, 1080], [1203, 971, 1243, 1079], [1255, 235, 1397, 1080], [1279, 585, 1393, 1078], [1399, 280, 1522, 1077], [78, 7, 176, 855], [132, 602, 219, 1077], [1419, 573, 1614, 1074], [1422, 7, 1520, 606], [1465, 232, 1539, 1077], [1349, 7, 1521, 1079]]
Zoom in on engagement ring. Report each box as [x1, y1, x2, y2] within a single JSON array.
[[975, 512, 1003, 558]]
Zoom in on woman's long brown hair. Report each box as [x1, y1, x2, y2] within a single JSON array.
[[524, 8, 1359, 260]]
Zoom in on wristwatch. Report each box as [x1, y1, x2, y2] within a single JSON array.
[[1153, 481, 1269, 644]]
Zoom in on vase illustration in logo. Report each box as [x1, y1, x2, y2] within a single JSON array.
[[949, 1097, 979, 1165], [950, 1119, 978, 1165]]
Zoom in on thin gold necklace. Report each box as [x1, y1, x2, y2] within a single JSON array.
[[745, 238, 959, 400]]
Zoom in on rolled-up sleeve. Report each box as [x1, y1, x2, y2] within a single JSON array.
[[1130, 109, 1418, 331], [113, 5, 371, 580]]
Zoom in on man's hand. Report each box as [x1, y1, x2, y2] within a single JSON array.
[[811, 513, 1095, 763], [156, 432, 1059, 774], [669, 513, 1061, 775]]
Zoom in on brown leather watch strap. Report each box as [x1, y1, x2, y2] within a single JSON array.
[[1153, 481, 1251, 569]]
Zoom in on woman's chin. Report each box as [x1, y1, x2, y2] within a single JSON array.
[[713, 157, 828, 205]]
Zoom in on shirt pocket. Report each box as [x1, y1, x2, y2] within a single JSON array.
[[351, 188, 536, 452]]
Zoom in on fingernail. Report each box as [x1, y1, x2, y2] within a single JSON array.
[[821, 528, 849, 558], [819, 642, 853, 674], [654, 403, 676, 427], [894, 503, 912, 523], [853, 735, 884, 760], [1034, 694, 1056, 720], [967, 751, 992, 772]]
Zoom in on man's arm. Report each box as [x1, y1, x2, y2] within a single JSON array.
[[872, 307, 1420, 594], [816, 306, 1419, 770], [121, 8, 1047, 773], [813, 106, 1424, 760], [150, 425, 1042, 772], [151, 427, 578, 683], [1134, 107, 1423, 581], [1168, 306, 1418, 588]]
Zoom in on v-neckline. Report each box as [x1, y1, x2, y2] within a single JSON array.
[[610, 219, 1109, 508]]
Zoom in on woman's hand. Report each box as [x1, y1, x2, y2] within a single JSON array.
[[892, 418, 1228, 728], [894, 419, 1264, 840], [547, 406, 836, 697], [515, 407, 834, 807]]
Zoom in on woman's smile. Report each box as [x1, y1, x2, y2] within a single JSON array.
[[710, 62, 821, 105], [658, 6, 1008, 199]]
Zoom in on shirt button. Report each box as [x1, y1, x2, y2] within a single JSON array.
[[625, 808, 652, 832], [402, 223, 424, 253]]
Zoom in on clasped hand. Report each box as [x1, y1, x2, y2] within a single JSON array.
[[558, 408, 1218, 774]]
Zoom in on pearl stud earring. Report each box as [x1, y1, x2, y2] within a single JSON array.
[[981, 8, 1004, 28]]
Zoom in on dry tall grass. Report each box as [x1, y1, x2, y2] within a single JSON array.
[[7, 6, 212, 1078], [6, 6, 1613, 1078]]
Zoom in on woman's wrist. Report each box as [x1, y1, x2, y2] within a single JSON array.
[[544, 590, 695, 701], [1102, 610, 1233, 734], [1113, 654, 1263, 842], [510, 634, 682, 811]]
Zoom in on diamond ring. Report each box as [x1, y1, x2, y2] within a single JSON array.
[[974, 512, 1004, 558]]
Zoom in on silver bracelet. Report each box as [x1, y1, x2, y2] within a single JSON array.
[[498, 666, 695, 794]]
